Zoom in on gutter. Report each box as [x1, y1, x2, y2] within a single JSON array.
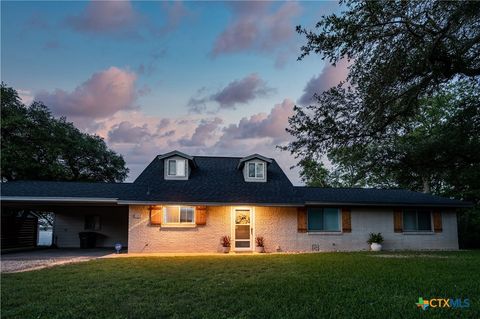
[[1, 196, 120, 204], [304, 201, 473, 208]]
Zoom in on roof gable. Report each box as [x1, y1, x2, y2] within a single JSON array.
[[237, 154, 273, 170], [157, 150, 197, 168]]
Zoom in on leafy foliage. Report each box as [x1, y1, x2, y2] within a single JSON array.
[[367, 232, 384, 245], [295, 1, 480, 147], [288, 1, 480, 248], [298, 157, 330, 187], [220, 235, 231, 247], [1, 83, 129, 182]]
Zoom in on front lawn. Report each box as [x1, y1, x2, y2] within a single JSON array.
[[1, 252, 479, 318]]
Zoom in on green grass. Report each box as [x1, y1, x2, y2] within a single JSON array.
[[2, 252, 479, 318]]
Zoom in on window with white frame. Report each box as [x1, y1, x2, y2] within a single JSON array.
[[248, 162, 265, 179], [403, 209, 432, 231], [167, 159, 186, 177], [163, 206, 195, 225]]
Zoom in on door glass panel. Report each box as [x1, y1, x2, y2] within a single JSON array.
[[235, 225, 250, 239], [235, 241, 250, 248], [235, 211, 250, 224]]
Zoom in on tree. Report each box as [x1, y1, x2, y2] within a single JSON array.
[[289, 0, 480, 154], [287, 1, 480, 247], [298, 158, 330, 187], [1, 83, 129, 182]]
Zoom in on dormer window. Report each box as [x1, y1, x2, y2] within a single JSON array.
[[248, 162, 264, 179], [159, 150, 197, 181], [238, 154, 272, 183], [167, 159, 186, 177]]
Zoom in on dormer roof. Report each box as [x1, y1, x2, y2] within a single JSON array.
[[157, 150, 197, 169], [237, 154, 273, 170]]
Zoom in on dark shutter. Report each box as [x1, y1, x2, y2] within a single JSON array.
[[297, 207, 307, 233], [394, 209, 403, 233], [196, 206, 207, 225], [149, 206, 162, 226], [433, 210, 442, 232], [342, 208, 352, 232]]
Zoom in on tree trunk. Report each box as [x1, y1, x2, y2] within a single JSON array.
[[422, 177, 431, 193]]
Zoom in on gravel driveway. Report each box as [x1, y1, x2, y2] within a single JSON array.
[[1, 249, 114, 273]]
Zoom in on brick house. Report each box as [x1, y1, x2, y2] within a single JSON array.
[[1, 150, 470, 252]]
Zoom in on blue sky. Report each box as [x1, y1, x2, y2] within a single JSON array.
[[1, 1, 346, 183]]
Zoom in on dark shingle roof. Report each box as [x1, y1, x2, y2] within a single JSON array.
[[131, 156, 300, 204], [300, 187, 471, 207], [0, 155, 471, 207], [0, 181, 139, 200]]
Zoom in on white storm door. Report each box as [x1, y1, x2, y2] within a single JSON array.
[[233, 208, 253, 251]]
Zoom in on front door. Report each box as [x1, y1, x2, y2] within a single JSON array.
[[232, 208, 253, 251]]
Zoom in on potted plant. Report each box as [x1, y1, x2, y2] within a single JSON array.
[[367, 232, 384, 251], [220, 235, 231, 253], [255, 236, 265, 253]]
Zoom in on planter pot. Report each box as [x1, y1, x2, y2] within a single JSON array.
[[370, 243, 382, 251], [222, 246, 230, 253], [255, 246, 265, 253]]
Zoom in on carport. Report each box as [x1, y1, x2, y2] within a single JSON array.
[[1, 201, 129, 250], [1, 181, 133, 252]]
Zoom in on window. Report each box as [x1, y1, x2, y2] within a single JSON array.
[[163, 206, 195, 225], [248, 162, 265, 179], [403, 209, 432, 231], [307, 208, 340, 232], [167, 159, 186, 177], [85, 215, 101, 231]]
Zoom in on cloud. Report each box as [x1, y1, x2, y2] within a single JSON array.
[[66, 1, 141, 37], [155, 1, 191, 35], [188, 74, 275, 113], [216, 98, 294, 146], [108, 121, 152, 143], [18, 89, 34, 105], [298, 59, 350, 106], [82, 97, 299, 183], [211, 2, 302, 66], [36, 67, 137, 121], [179, 117, 223, 147]]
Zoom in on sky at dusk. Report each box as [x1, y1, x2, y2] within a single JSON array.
[[1, 1, 348, 184]]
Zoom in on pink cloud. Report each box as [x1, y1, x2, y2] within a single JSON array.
[[211, 2, 302, 66], [217, 98, 294, 145], [188, 73, 275, 113], [66, 1, 141, 36], [298, 59, 350, 106], [179, 117, 223, 147], [36, 67, 137, 121], [108, 121, 152, 144], [78, 99, 299, 183]]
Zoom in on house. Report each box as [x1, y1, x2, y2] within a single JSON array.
[[0, 150, 471, 253]]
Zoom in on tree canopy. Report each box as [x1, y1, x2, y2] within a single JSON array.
[[287, 1, 480, 247], [1, 83, 129, 182], [289, 0, 480, 156]]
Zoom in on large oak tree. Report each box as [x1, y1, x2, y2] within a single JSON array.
[[1, 84, 129, 182]]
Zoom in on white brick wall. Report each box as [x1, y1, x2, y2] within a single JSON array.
[[255, 207, 458, 252], [127, 205, 459, 253], [128, 205, 231, 253]]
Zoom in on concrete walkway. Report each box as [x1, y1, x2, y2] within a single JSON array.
[[1, 249, 115, 273]]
